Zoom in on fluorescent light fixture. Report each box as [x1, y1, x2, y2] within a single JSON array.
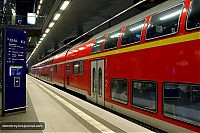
[[45, 29, 50, 33], [53, 13, 61, 21], [37, 10, 39, 14], [27, 13, 36, 25], [160, 10, 181, 20], [38, 41, 41, 44], [130, 24, 144, 31], [110, 33, 121, 38], [49, 22, 55, 27], [60, 1, 70, 10], [11, 9, 16, 16], [42, 34, 46, 38], [40, 0, 43, 4], [40, 38, 44, 41], [28, 37, 31, 42], [38, 5, 41, 10]]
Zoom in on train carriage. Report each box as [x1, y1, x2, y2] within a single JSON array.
[[31, 0, 200, 132]]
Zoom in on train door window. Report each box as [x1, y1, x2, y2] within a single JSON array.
[[121, 19, 145, 46], [54, 65, 57, 73], [98, 68, 102, 96], [66, 63, 70, 75], [104, 29, 122, 50], [92, 68, 95, 93], [186, 0, 200, 30], [146, 4, 183, 40], [132, 80, 157, 112], [92, 36, 104, 53], [163, 83, 200, 126], [111, 79, 128, 104], [79, 60, 84, 75], [73, 61, 79, 74]]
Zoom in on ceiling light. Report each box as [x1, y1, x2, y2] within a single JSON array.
[[42, 34, 46, 38], [38, 5, 41, 10], [40, 38, 44, 41], [45, 29, 50, 33], [28, 37, 31, 42], [38, 41, 41, 44], [40, 0, 43, 4], [49, 22, 55, 27], [53, 13, 61, 21], [60, 1, 70, 10], [37, 10, 39, 14]]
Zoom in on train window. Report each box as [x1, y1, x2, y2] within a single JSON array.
[[79, 60, 84, 75], [111, 79, 128, 104], [104, 29, 122, 50], [163, 83, 200, 126], [66, 63, 70, 75], [73, 61, 79, 74], [99, 68, 102, 96], [92, 68, 95, 93], [54, 65, 57, 73], [186, 0, 200, 30], [146, 4, 183, 40], [92, 37, 104, 53], [121, 19, 145, 46], [132, 80, 157, 112]]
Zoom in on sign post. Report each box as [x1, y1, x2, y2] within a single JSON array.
[[2, 27, 27, 115]]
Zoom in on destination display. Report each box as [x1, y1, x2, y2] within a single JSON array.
[[3, 27, 27, 114]]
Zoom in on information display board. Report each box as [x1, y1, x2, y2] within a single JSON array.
[[3, 27, 27, 114]]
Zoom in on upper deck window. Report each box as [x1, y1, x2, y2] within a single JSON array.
[[92, 37, 104, 54], [121, 19, 145, 46], [146, 4, 183, 40], [104, 29, 122, 50], [186, 0, 200, 30]]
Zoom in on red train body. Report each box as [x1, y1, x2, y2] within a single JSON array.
[[31, 0, 200, 132]]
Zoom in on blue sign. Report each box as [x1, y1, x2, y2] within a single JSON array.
[[3, 27, 27, 114]]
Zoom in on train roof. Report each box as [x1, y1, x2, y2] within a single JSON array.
[[66, 40, 95, 60], [33, 0, 185, 67], [90, 0, 183, 40], [53, 50, 68, 63]]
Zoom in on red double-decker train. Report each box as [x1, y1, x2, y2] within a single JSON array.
[[31, 0, 200, 132]]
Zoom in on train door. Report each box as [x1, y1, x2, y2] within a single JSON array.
[[91, 59, 104, 106], [50, 67, 53, 81], [65, 63, 70, 86]]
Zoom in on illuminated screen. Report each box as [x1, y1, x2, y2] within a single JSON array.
[[9, 66, 23, 76]]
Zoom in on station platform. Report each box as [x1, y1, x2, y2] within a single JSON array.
[[0, 75, 154, 133]]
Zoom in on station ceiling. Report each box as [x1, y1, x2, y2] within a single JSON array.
[[18, 0, 167, 66]]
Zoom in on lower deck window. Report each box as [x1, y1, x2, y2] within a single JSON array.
[[163, 83, 200, 126], [111, 79, 128, 104], [132, 80, 157, 112]]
